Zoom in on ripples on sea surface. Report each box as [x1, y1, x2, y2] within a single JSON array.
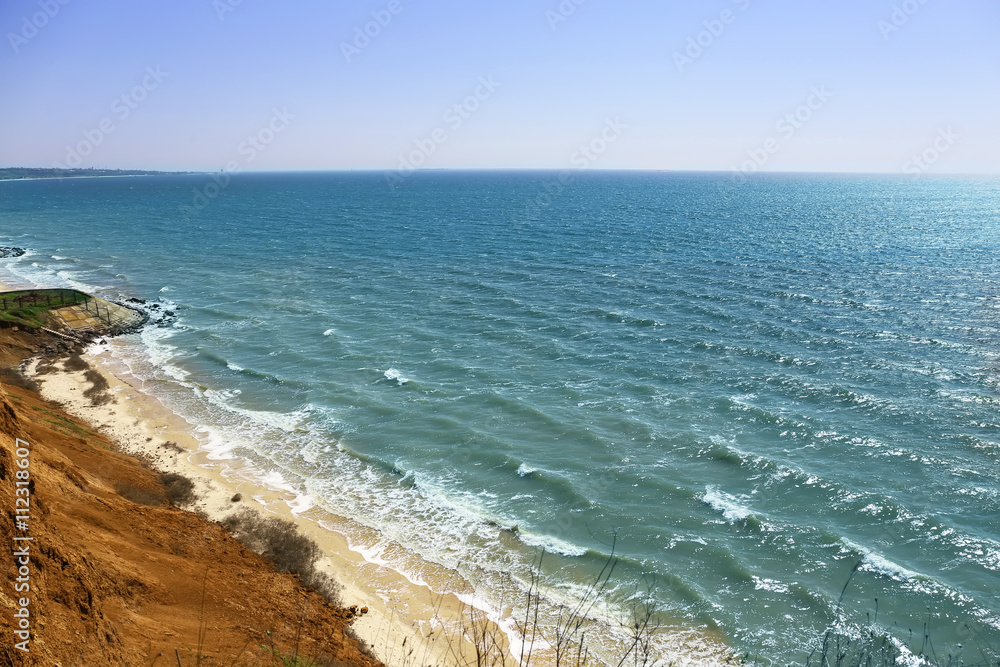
[[2, 171, 999, 663]]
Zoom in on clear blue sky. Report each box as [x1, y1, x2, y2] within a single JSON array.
[[1, 0, 997, 174]]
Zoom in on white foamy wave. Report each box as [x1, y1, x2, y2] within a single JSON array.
[[201, 390, 314, 434], [301, 439, 325, 464], [517, 530, 588, 557], [516, 463, 536, 477], [53, 268, 110, 293], [206, 387, 242, 400], [323, 328, 336, 336], [347, 540, 431, 588], [159, 286, 171, 292], [288, 492, 315, 514], [702, 485, 753, 522], [455, 591, 554, 658], [194, 425, 238, 460], [2, 253, 82, 291], [752, 575, 791, 594], [163, 363, 192, 381], [841, 539, 920, 582], [347, 540, 386, 566], [890, 636, 935, 667], [138, 323, 183, 370], [260, 470, 297, 495], [227, 362, 244, 372], [51, 255, 67, 260], [383, 368, 409, 385]]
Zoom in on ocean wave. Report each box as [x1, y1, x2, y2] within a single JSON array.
[[383, 368, 409, 385], [840, 538, 921, 582], [516, 530, 588, 557], [202, 394, 315, 435], [702, 485, 755, 523]]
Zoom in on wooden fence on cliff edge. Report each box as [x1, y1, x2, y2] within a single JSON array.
[[0, 288, 114, 326]]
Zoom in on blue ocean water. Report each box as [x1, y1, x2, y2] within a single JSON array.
[[2, 171, 999, 663]]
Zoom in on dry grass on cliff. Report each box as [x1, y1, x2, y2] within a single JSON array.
[[222, 507, 344, 608]]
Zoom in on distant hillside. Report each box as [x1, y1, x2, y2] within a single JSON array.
[[0, 167, 183, 180]]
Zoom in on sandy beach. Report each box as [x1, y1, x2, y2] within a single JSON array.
[[27, 340, 504, 666]]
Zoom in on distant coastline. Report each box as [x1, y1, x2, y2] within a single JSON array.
[[0, 167, 189, 181]]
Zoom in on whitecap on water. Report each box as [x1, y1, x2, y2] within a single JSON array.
[[383, 368, 409, 385], [516, 463, 537, 477], [517, 529, 588, 557], [841, 538, 920, 582], [702, 485, 754, 522]]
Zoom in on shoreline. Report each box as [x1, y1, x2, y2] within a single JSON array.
[[31, 336, 735, 666], [28, 340, 481, 665]]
